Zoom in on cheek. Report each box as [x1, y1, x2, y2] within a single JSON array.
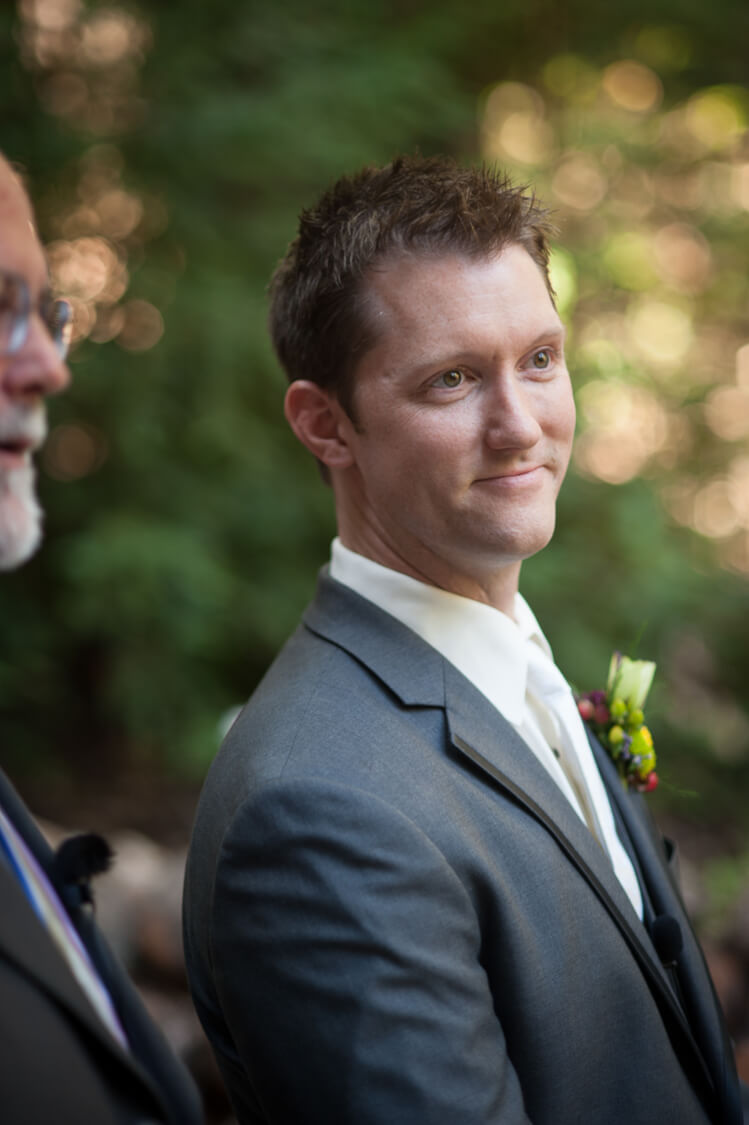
[[406, 428, 474, 493], [561, 403, 576, 447], [356, 405, 476, 494], [546, 383, 576, 445]]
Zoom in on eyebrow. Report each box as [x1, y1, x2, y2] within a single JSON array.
[[526, 325, 566, 349]]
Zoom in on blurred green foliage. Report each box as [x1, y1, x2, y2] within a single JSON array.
[[1, 0, 748, 839]]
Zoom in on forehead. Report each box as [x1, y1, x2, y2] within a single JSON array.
[[361, 245, 558, 349], [0, 162, 48, 287]]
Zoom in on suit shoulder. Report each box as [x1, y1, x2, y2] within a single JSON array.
[[215, 622, 434, 784]]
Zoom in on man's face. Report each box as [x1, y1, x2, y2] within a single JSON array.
[[334, 244, 576, 599], [0, 163, 69, 570]]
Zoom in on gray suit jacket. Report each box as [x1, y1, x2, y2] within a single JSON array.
[[183, 572, 742, 1124]]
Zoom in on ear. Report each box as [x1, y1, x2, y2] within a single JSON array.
[[284, 380, 355, 470]]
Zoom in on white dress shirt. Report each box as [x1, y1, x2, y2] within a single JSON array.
[[329, 538, 643, 919]]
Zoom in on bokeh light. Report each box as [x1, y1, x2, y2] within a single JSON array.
[[652, 223, 712, 293], [42, 421, 109, 481], [692, 478, 744, 539], [482, 83, 555, 166], [552, 152, 607, 211], [627, 299, 694, 370], [20, 4, 165, 354], [78, 8, 150, 67], [574, 382, 673, 484], [603, 232, 658, 291], [704, 385, 749, 441], [116, 300, 164, 352], [685, 87, 747, 152], [542, 54, 599, 104], [47, 236, 128, 302], [602, 60, 663, 114]]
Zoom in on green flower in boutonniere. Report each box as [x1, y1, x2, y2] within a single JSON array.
[[577, 653, 658, 793]]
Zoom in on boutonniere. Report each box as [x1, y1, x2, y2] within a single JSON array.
[[577, 653, 658, 793]]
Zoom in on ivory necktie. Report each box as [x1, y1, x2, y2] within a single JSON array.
[[524, 641, 644, 919]]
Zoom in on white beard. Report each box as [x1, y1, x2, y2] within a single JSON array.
[[0, 460, 44, 570], [0, 406, 47, 571]]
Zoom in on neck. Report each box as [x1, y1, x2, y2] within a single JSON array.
[[336, 527, 522, 619]]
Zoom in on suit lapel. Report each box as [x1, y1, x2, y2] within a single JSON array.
[[443, 656, 634, 911], [0, 769, 187, 1123], [443, 663, 712, 1080], [0, 855, 127, 1051], [305, 573, 720, 1117], [304, 570, 445, 707]]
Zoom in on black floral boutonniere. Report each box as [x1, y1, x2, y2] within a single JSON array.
[[577, 653, 658, 793]]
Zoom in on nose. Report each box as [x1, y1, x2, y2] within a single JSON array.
[[483, 374, 543, 452], [1, 309, 71, 402]]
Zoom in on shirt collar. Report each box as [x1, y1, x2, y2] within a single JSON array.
[[329, 538, 553, 726]]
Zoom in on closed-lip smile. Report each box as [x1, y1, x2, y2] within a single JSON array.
[[474, 464, 545, 484]]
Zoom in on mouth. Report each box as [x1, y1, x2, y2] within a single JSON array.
[[0, 436, 37, 470], [474, 465, 546, 485]]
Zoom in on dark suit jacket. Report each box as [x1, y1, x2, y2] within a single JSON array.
[[0, 768, 203, 1125], [183, 572, 742, 1124]]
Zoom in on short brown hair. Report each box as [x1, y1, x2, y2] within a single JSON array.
[[269, 155, 555, 417]]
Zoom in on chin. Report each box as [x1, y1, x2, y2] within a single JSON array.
[[0, 467, 44, 571], [481, 515, 557, 566]]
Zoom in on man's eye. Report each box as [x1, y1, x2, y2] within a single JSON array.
[[438, 369, 463, 388], [531, 349, 552, 370]]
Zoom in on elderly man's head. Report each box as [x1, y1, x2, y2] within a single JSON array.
[[0, 154, 70, 569]]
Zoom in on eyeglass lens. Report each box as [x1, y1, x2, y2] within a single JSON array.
[[0, 270, 73, 359]]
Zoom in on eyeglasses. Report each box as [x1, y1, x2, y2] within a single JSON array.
[[0, 268, 73, 360]]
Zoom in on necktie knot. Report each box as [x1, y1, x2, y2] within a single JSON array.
[[525, 640, 574, 701]]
